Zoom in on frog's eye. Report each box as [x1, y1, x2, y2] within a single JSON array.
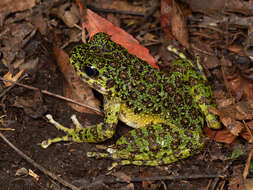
[[84, 66, 99, 78]]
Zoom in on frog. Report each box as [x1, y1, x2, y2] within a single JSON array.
[[41, 32, 220, 168]]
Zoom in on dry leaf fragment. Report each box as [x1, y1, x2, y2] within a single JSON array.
[[56, 2, 80, 28], [220, 100, 253, 121], [0, 0, 36, 15], [13, 90, 47, 119], [113, 172, 131, 183], [160, 0, 174, 41], [204, 127, 237, 144], [3, 70, 24, 87], [89, 0, 145, 15], [171, 1, 189, 48], [229, 165, 244, 190], [53, 45, 100, 114], [219, 116, 243, 136]]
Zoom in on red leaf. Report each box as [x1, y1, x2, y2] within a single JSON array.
[[83, 9, 159, 69]]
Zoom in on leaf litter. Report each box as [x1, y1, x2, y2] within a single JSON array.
[[0, 0, 253, 189]]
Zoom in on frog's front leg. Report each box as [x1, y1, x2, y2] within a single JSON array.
[[41, 97, 121, 148]]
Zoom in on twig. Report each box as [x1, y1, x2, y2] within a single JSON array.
[[243, 144, 253, 179], [87, 5, 145, 16], [243, 120, 253, 179], [103, 174, 226, 184], [0, 132, 80, 190], [209, 160, 232, 190], [0, 77, 102, 115], [0, 74, 27, 98]]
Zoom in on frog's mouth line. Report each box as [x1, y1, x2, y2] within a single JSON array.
[[90, 81, 110, 95], [80, 74, 111, 95]]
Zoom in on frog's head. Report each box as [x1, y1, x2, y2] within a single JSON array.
[[70, 44, 116, 96]]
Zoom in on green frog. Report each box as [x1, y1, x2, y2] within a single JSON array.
[[42, 32, 220, 167]]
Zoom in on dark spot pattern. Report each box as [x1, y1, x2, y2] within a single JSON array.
[[69, 32, 206, 139]]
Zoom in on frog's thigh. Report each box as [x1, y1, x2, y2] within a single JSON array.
[[89, 123, 205, 166]]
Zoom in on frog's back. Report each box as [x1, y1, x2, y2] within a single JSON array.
[[71, 33, 206, 131]]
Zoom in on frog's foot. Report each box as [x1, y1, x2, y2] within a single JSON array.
[[87, 146, 200, 170], [87, 124, 205, 168], [167, 45, 187, 60], [41, 114, 83, 148]]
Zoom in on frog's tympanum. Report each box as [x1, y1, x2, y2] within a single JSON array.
[[42, 33, 220, 167]]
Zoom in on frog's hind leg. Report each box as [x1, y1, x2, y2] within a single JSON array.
[[87, 123, 205, 168], [167, 46, 220, 129]]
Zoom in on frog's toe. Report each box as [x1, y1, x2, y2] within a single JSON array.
[[41, 135, 72, 148], [41, 140, 51, 148], [87, 151, 110, 158]]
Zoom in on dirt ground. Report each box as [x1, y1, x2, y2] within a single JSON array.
[[1, 0, 253, 189]]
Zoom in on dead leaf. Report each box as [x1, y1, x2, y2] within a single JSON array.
[[160, 0, 174, 41], [219, 100, 253, 121], [106, 13, 120, 27], [241, 129, 253, 144], [223, 59, 253, 101], [89, 0, 145, 15], [113, 172, 131, 183], [56, 2, 80, 28], [204, 127, 237, 144], [0, 0, 36, 15], [216, 97, 235, 108], [83, 9, 159, 69], [171, 1, 189, 48], [13, 90, 47, 119], [211, 100, 253, 143], [30, 14, 48, 35], [241, 121, 253, 143], [228, 45, 245, 56], [3, 70, 24, 87], [1, 22, 35, 66], [245, 178, 253, 190], [219, 116, 243, 136], [229, 165, 244, 190], [53, 45, 100, 114]]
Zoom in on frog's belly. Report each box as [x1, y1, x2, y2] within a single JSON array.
[[119, 103, 166, 128]]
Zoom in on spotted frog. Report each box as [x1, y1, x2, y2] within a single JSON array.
[[42, 33, 220, 167]]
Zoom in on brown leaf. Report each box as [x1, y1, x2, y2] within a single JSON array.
[[113, 172, 131, 183], [227, 45, 245, 56], [30, 14, 48, 35], [53, 45, 100, 114], [219, 100, 253, 121], [171, 1, 189, 48], [229, 165, 244, 190], [241, 121, 253, 143], [220, 116, 243, 136], [0, 0, 36, 15], [245, 178, 253, 190], [241, 129, 253, 143], [56, 2, 80, 28], [160, 0, 174, 41], [89, 0, 145, 15], [3, 70, 24, 87], [223, 58, 253, 101], [83, 9, 159, 69], [204, 127, 237, 144], [13, 90, 47, 119]]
